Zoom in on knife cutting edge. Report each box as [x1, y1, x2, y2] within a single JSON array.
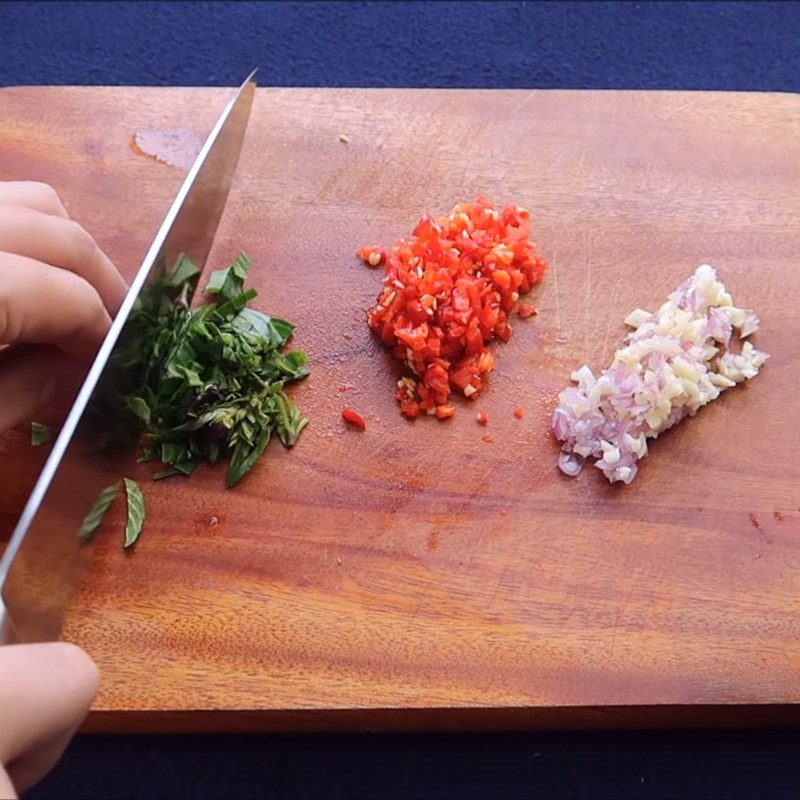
[[0, 69, 257, 644]]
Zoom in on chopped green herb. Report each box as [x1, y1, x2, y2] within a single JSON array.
[[30, 422, 53, 446], [78, 481, 121, 541], [122, 478, 145, 548], [204, 252, 250, 299], [83, 252, 309, 548]]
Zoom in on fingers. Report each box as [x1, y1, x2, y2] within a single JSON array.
[[0, 182, 68, 219], [0, 765, 16, 799], [0, 643, 99, 795], [0, 345, 84, 434], [0, 206, 127, 316], [0, 253, 111, 361]]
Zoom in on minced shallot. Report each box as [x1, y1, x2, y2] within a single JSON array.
[[551, 265, 769, 484]]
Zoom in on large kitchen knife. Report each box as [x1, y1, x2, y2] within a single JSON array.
[[0, 70, 257, 644]]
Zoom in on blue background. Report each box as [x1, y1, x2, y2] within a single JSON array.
[[4, 1, 800, 798], [4, 0, 800, 92]]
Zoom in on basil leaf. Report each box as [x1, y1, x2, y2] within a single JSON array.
[[164, 252, 200, 289], [153, 459, 195, 479], [123, 478, 145, 548], [78, 482, 121, 541], [227, 428, 271, 488], [269, 317, 295, 347], [213, 288, 258, 321], [84, 250, 309, 544], [231, 309, 294, 348], [126, 397, 151, 424], [30, 422, 53, 446], [161, 442, 188, 465], [275, 394, 309, 447], [205, 253, 251, 300], [277, 350, 310, 379]]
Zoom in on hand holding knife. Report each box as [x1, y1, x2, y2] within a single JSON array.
[[0, 70, 256, 645], [0, 71, 257, 797]]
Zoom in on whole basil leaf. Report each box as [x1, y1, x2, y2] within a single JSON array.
[[123, 478, 145, 548], [78, 482, 121, 541]]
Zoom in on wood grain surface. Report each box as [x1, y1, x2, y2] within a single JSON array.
[[0, 87, 799, 731]]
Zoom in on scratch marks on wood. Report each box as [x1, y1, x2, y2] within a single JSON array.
[[509, 90, 538, 118], [584, 227, 594, 328], [550, 245, 562, 332]]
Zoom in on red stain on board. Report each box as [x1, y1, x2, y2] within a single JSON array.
[[426, 530, 439, 553], [748, 513, 763, 533]]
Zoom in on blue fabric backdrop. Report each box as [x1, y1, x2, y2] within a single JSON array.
[[3, 1, 800, 91], [3, 2, 799, 798]]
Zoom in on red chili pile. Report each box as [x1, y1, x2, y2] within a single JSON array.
[[358, 196, 548, 419]]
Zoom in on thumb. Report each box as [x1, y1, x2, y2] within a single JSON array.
[[0, 643, 98, 795]]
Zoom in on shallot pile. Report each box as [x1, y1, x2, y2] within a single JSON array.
[[551, 265, 768, 484]]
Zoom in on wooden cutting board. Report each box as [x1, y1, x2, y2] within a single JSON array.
[[1, 87, 799, 732]]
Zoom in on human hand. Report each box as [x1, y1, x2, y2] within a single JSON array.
[[0, 182, 113, 795], [0, 181, 127, 433], [0, 643, 99, 799]]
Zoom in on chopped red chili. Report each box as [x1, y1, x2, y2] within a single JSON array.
[[514, 406, 525, 419], [477, 410, 489, 426], [517, 302, 538, 319], [482, 433, 494, 443], [361, 196, 548, 419], [342, 408, 366, 430]]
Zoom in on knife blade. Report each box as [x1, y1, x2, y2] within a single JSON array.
[[0, 69, 257, 644]]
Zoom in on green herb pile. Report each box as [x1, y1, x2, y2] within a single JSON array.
[[76, 252, 309, 547]]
